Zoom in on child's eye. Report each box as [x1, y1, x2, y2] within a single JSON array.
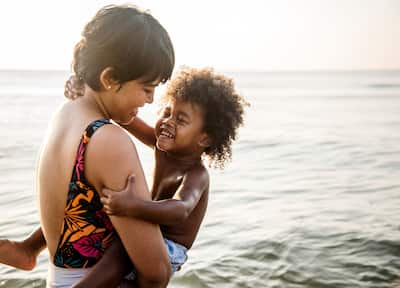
[[177, 117, 186, 124]]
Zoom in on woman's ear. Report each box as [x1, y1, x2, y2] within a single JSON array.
[[99, 67, 119, 91], [198, 133, 211, 148]]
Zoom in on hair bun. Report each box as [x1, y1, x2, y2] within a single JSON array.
[[72, 38, 87, 81]]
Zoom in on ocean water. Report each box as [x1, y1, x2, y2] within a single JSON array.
[[0, 70, 399, 288]]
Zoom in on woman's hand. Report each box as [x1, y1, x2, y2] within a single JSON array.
[[100, 175, 139, 216], [64, 75, 85, 100]]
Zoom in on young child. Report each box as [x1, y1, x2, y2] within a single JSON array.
[[0, 67, 247, 285]]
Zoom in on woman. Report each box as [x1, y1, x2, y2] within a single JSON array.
[[38, 4, 174, 287]]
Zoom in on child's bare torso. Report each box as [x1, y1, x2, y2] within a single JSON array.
[[151, 149, 208, 249]]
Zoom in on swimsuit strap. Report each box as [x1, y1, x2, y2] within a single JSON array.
[[70, 119, 111, 183]]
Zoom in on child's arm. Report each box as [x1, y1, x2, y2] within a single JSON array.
[[121, 117, 156, 148], [101, 166, 209, 225]]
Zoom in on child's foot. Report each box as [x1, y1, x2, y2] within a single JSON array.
[[0, 239, 36, 270]]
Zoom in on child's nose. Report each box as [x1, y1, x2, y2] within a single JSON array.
[[164, 116, 175, 126]]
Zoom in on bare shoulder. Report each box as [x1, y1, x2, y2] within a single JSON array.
[[88, 123, 136, 161], [184, 163, 210, 189], [52, 100, 76, 124], [85, 123, 141, 193], [188, 163, 209, 177]]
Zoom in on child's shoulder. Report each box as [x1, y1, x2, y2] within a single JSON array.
[[184, 162, 209, 185]]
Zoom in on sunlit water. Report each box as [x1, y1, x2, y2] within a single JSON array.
[[0, 70, 399, 287]]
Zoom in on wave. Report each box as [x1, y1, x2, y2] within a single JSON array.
[[0, 278, 45, 288], [170, 232, 400, 288]]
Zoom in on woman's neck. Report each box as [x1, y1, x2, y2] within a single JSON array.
[[81, 85, 111, 120]]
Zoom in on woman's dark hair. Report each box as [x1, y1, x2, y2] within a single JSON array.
[[163, 67, 249, 168], [73, 4, 175, 90]]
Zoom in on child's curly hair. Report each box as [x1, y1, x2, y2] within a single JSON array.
[[162, 67, 249, 168]]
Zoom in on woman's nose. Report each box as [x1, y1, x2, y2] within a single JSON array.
[[146, 90, 154, 104]]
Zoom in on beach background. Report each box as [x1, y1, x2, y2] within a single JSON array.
[[0, 69, 399, 287], [1, 0, 400, 287]]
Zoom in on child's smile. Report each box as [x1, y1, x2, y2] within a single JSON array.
[[159, 124, 175, 140]]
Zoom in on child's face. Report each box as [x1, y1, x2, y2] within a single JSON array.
[[155, 99, 208, 156]]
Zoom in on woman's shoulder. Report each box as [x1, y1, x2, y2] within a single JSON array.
[[84, 122, 139, 190], [88, 123, 136, 155]]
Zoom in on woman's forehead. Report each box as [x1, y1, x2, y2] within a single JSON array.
[[138, 75, 162, 86]]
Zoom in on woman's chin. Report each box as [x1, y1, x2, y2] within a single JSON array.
[[118, 116, 136, 126]]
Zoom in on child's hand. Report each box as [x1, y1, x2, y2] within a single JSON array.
[[64, 75, 84, 100], [100, 175, 137, 216]]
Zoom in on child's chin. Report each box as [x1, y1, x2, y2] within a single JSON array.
[[156, 141, 172, 152]]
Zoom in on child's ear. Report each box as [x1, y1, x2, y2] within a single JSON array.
[[198, 133, 211, 148]]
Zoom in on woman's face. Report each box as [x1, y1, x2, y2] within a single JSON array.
[[109, 79, 158, 125]]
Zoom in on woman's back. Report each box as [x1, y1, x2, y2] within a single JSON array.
[[38, 99, 101, 258]]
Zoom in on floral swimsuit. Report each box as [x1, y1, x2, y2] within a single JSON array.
[[53, 119, 115, 268]]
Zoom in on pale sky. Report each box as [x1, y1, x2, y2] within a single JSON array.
[[0, 0, 399, 71]]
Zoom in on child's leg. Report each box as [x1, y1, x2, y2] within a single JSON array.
[[119, 279, 136, 288], [0, 226, 46, 270], [73, 236, 133, 288]]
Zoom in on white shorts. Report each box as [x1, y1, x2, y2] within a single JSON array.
[[46, 263, 91, 288]]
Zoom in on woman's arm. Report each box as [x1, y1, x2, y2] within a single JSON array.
[[85, 124, 170, 287], [102, 166, 209, 225], [72, 176, 137, 288], [122, 117, 156, 148]]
